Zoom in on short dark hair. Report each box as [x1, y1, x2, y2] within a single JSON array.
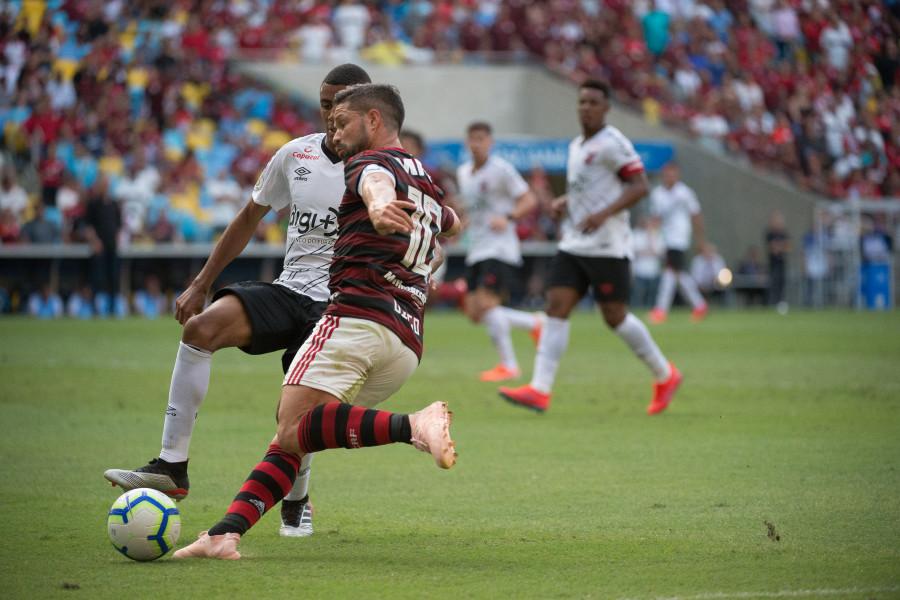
[[400, 129, 424, 149], [333, 83, 405, 131], [467, 121, 492, 135], [323, 63, 372, 87], [580, 79, 611, 98]]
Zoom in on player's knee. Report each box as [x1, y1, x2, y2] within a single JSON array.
[[275, 420, 300, 455], [601, 307, 626, 328], [182, 314, 219, 351]]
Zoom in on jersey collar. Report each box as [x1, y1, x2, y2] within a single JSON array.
[[320, 137, 342, 164]]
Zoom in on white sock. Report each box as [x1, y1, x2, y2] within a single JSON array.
[[614, 313, 671, 382], [483, 306, 518, 370], [499, 306, 539, 331], [678, 271, 707, 309], [655, 269, 677, 312], [284, 454, 312, 501], [159, 342, 212, 463], [530, 316, 570, 393]]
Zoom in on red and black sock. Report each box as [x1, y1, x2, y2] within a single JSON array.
[[297, 402, 411, 454], [208, 443, 299, 536]]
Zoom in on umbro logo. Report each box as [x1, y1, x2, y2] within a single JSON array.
[[249, 498, 266, 516], [294, 167, 312, 181]]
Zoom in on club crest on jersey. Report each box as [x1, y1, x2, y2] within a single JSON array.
[[294, 166, 312, 181], [585, 153, 597, 165]]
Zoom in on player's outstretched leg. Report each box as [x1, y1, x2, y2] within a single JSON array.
[[606, 306, 682, 414], [104, 295, 252, 499], [677, 271, 708, 321], [175, 391, 455, 559], [498, 307, 544, 345]]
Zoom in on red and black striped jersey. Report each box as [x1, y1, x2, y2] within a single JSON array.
[[325, 146, 455, 359]]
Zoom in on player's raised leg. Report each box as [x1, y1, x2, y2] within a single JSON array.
[[103, 294, 252, 499], [601, 301, 682, 415], [499, 285, 582, 412]]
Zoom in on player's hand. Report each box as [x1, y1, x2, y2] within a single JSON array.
[[369, 199, 416, 235], [488, 214, 509, 232], [174, 284, 209, 325], [550, 196, 568, 219], [580, 210, 610, 233]]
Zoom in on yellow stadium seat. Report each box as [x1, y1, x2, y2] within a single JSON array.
[[263, 130, 291, 151]]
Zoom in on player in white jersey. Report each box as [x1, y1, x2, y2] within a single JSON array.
[[648, 162, 708, 323], [103, 64, 372, 537], [499, 80, 682, 415], [456, 121, 542, 382]]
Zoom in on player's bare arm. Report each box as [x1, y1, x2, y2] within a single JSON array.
[[691, 211, 706, 251], [174, 200, 270, 324], [580, 171, 649, 233], [550, 194, 568, 219], [359, 171, 416, 235], [490, 189, 537, 231]]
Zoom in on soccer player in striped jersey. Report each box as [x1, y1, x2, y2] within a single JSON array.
[[103, 64, 372, 538], [499, 80, 682, 416], [173, 83, 461, 560], [456, 122, 543, 382]]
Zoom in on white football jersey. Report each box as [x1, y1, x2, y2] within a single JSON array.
[[252, 133, 344, 302], [649, 181, 701, 251], [559, 126, 645, 258], [457, 155, 530, 266]]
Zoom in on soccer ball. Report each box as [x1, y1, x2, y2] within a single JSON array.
[[107, 488, 181, 561]]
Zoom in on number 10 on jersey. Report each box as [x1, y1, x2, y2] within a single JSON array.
[[402, 187, 442, 277]]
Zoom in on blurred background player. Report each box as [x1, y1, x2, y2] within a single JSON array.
[[499, 80, 682, 416], [456, 121, 541, 382], [103, 64, 372, 538], [174, 83, 460, 560], [648, 162, 709, 323]]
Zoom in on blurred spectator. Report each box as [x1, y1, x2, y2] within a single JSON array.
[[38, 143, 65, 206], [819, 12, 853, 73], [0, 170, 28, 219], [641, 1, 670, 59], [27, 284, 63, 319], [765, 209, 790, 309], [83, 177, 122, 310], [860, 216, 894, 266], [66, 284, 94, 319], [802, 226, 829, 308], [0, 207, 20, 243], [20, 203, 61, 243], [333, 0, 372, 51], [737, 245, 767, 306], [631, 215, 664, 308], [133, 274, 167, 319]]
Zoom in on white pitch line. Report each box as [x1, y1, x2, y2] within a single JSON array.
[[617, 585, 900, 600]]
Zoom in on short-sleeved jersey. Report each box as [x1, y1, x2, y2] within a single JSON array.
[[456, 155, 530, 266], [252, 133, 344, 302], [559, 125, 645, 258], [649, 181, 700, 251], [326, 147, 454, 359]]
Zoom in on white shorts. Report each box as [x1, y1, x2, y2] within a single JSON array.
[[283, 315, 419, 407]]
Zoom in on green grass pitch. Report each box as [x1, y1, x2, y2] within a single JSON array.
[[1, 310, 899, 599]]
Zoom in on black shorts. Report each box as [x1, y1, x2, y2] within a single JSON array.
[[465, 259, 517, 295], [212, 281, 327, 373], [665, 249, 686, 271], [546, 251, 631, 303]]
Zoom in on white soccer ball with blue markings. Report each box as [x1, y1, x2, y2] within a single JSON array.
[[107, 488, 181, 561]]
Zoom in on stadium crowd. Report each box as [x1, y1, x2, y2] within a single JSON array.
[[0, 1, 898, 315], [1, 0, 899, 249]]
